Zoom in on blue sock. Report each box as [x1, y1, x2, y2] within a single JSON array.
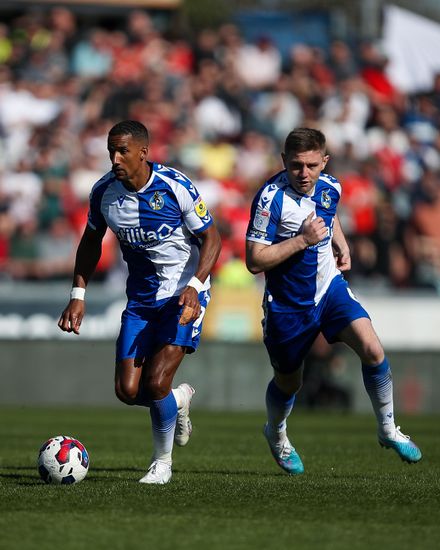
[[362, 357, 395, 433], [265, 379, 296, 438], [150, 392, 178, 464]]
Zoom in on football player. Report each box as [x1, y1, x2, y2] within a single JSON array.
[[246, 127, 421, 474], [59, 120, 221, 484]]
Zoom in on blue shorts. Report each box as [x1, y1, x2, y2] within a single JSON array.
[[116, 291, 210, 361], [263, 275, 369, 373]]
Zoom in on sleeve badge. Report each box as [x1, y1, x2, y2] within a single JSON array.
[[253, 207, 270, 231], [195, 196, 208, 218]]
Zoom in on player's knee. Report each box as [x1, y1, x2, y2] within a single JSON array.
[[273, 370, 303, 396], [142, 376, 169, 401], [361, 342, 384, 366], [114, 380, 137, 405], [283, 380, 302, 395]]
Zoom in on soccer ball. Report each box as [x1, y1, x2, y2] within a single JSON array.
[[38, 435, 89, 485]]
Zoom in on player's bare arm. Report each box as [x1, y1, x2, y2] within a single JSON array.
[[246, 212, 327, 274], [178, 224, 221, 325], [58, 225, 106, 334], [332, 215, 351, 272]]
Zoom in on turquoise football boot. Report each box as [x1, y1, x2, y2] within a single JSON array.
[[379, 426, 422, 463], [264, 424, 304, 475]]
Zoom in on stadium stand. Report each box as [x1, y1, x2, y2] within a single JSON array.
[[0, 4, 439, 295]]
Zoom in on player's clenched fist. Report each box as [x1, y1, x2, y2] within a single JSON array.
[[179, 305, 194, 325], [301, 211, 328, 246]]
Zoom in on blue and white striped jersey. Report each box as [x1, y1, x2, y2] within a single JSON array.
[[88, 162, 213, 304], [246, 169, 342, 308]]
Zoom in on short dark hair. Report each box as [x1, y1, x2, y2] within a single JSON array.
[[284, 128, 326, 155], [108, 120, 149, 143]]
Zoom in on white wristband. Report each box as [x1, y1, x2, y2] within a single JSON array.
[[187, 276, 204, 294], [70, 287, 85, 300]]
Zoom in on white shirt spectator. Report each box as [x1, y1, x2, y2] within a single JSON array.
[[0, 163, 43, 224], [233, 37, 282, 89], [194, 95, 241, 140], [0, 81, 60, 167]]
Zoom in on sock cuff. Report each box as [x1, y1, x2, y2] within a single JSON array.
[[266, 379, 295, 407], [150, 392, 178, 426], [362, 357, 389, 377]]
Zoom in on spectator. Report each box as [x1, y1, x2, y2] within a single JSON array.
[[0, 160, 43, 224], [359, 40, 404, 108], [320, 75, 370, 158], [409, 171, 440, 290], [251, 74, 304, 142], [34, 215, 76, 280], [0, 4, 438, 294], [7, 219, 40, 280], [0, 197, 14, 272], [328, 40, 359, 82], [71, 28, 113, 80], [0, 23, 12, 64], [233, 35, 282, 90]]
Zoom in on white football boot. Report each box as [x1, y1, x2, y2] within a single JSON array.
[[139, 460, 172, 484], [174, 383, 195, 447]]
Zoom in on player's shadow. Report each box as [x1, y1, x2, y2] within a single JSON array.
[[0, 466, 42, 485], [0, 465, 283, 484], [84, 466, 147, 483], [173, 468, 275, 477], [0, 465, 148, 485]]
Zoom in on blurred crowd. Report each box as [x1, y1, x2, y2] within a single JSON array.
[[1, 6, 440, 293]]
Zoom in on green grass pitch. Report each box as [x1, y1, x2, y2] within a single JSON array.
[[0, 407, 439, 550]]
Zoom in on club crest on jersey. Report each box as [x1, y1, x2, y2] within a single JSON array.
[[117, 195, 125, 206], [321, 189, 332, 209], [149, 191, 165, 210], [195, 196, 207, 218]]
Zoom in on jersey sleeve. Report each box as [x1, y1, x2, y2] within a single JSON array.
[[175, 180, 213, 234], [246, 184, 283, 245], [320, 173, 342, 204], [87, 177, 109, 232]]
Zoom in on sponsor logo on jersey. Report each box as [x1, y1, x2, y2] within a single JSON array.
[[117, 223, 173, 248], [149, 191, 165, 210], [195, 196, 207, 218], [307, 236, 330, 250], [321, 189, 332, 209], [249, 229, 268, 240], [307, 224, 333, 249], [253, 207, 270, 231]]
